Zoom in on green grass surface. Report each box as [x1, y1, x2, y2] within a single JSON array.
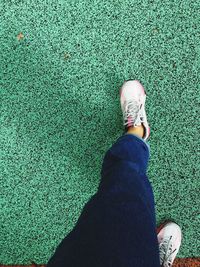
[[0, 0, 199, 264]]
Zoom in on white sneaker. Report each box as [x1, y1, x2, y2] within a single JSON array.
[[157, 221, 182, 267], [120, 80, 150, 141]]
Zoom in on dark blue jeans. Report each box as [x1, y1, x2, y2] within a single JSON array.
[[47, 133, 160, 267]]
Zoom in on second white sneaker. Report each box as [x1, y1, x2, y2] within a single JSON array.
[[157, 221, 182, 267]]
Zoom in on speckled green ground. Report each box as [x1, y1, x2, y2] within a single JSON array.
[[0, 0, 199, 264]]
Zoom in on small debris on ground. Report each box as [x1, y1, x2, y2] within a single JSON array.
[[17, 32, 24, 41], [64, 52, 71, 60]]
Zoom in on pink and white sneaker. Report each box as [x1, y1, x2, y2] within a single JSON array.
[[157, 221, 182, 267], [120, 80, 150, 141]]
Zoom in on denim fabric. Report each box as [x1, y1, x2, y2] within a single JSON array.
[[47, 134, 160, 267], [124, 133, 151, 156]]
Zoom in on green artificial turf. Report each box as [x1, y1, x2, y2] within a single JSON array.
[[0, 0, 199, 264]]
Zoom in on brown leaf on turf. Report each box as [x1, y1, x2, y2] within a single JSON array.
[[17, 32, 24, 41]]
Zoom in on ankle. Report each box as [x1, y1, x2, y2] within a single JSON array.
[[126, 125, 144, 139]]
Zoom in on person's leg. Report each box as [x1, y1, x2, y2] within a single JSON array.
[[47, 79, 182, 267], [47, 80, 160, 267], [47, 132, 160, 267]]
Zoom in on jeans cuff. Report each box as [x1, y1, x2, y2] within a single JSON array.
[[124, 133, 150, 156]]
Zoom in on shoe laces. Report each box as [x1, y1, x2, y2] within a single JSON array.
[[159, 236, 177, 267], [123, 100, 143, 127]]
